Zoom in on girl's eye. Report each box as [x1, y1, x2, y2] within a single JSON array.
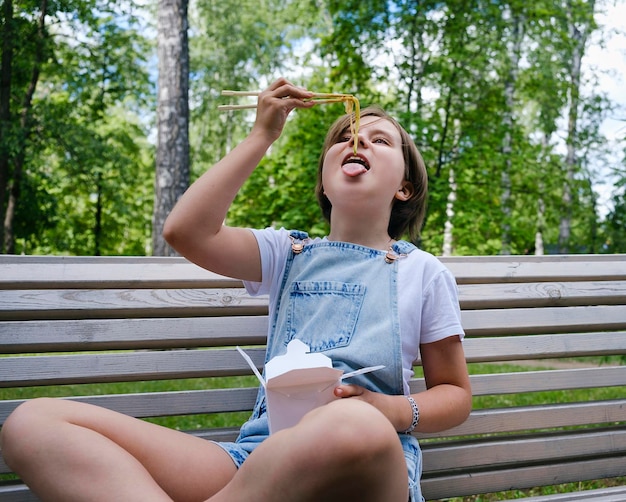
[[337, 135, 352, 143], [373, 137, 390, 145]]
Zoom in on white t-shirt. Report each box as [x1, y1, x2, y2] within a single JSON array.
[[244, 227, 465, 393]]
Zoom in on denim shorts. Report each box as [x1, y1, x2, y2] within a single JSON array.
[[214, 417, 424, 502], [399, 433, 425, 502]]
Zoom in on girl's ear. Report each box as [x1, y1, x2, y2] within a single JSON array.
[[395, 181, 414, 201]]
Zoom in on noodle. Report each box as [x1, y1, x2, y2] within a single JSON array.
[[340, 95, 360, 156]]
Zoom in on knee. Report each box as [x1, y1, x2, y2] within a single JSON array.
[[302, 399, 400, 463], [1, 398, 60, 469]]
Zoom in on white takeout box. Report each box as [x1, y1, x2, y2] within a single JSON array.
[[237, 339, 384, 434]]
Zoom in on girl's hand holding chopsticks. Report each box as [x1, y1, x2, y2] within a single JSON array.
[[250, 78, 316, 142]]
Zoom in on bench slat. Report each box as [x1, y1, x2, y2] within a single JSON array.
[[410, 366, 626, 396], [0, 349, 267, 387], [0, 316, 269, 353], [462, 331, 626, 362], [0, 289, 269, 320], [459, 280, 626, 309], [3, 319, 624, 363], [3, 254, 624, 288], [421, 399, 626, 438], [467, 366, 626, 394], [3, 280, 625, 312], [0, 485, 38, 502], [0, 256, 238, 290], [421, 456, 626, 500], [519, 486, 626, 501], [441, 254, 626, 283], [462, 305, 626, 335], [422, 427, 626, 472], [0, 387, 259, 425]]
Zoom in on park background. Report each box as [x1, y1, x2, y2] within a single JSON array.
[[1, 0, 625, 258]]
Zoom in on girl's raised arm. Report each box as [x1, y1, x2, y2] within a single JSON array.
[[163, 78, 314, 281]]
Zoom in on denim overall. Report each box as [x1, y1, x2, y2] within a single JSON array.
[[223, 231, 424, 501]]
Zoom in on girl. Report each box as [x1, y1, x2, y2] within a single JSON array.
[[1, 78, 471, 502]]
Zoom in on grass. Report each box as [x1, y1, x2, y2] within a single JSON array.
[[2, 361, 624, 498]]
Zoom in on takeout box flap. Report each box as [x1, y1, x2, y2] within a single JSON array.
[[265, 339, 333, 380]]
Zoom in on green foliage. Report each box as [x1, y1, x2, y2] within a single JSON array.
[[19, 102, 154, 255], [1, 0, 155, 255], [2, 0, 623, 256]]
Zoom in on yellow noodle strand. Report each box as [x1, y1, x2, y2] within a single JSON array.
[[337, 95, 360, 156]]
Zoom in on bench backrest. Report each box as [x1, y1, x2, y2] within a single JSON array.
[[1, 254, 625, 500]]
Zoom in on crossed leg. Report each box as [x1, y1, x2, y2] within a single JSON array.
[[1, 397, 409, 502], [1, 398, 237, 502]]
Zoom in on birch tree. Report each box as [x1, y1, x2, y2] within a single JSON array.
[[153, 0, 189, 256], [499, 3, 524, 255], [558, 0, 597, 253]]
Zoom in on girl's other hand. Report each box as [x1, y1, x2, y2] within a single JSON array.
[[333, 384, 410, 433], [252, 77, 315, 142]]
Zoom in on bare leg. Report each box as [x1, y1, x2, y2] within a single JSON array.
[[209, 399, 409, 502], [1, 398, 237, 502]]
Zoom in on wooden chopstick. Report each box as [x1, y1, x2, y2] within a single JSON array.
[[221, 90, 351, 98], [218, 104, 259, 110], [218, 90, 353, 111], [218, 98, 347, 111], [221, 91, 261, 97]]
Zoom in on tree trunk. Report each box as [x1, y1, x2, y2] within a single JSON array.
[[500, 8, 523, 255], [3, 0, 45, 254], [94, 173, 103, 256], [152, 0, 189, 256], [442, 168, 456, 257], [558, 0, 595, 253], [535, 133, 550, 256], [0, 0, 14, 251], [442, 119, 461, 257], [559, 29, 580, 254]]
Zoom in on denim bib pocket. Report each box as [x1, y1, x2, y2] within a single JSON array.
[[284, 280, 366, 352]]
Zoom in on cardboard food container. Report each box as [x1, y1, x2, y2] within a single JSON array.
[[238, 339, 384, 434]]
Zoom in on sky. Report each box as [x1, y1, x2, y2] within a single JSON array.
[[584, 0, 626, 216], [589, 0, 626, 140]]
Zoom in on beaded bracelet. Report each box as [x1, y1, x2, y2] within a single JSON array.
[[403, 395, 420, 434]]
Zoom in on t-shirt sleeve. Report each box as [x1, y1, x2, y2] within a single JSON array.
[[419, 268, 465, 345], [243, 227, 290, 296]]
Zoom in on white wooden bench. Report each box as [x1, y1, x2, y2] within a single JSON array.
[[1, 254, 625, 501]]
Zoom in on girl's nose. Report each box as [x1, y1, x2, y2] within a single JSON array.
[[348, 134, 366, 148]]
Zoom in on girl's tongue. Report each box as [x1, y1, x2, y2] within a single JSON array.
[[341, 156, 369, 177], [342, 163, 368, 177]]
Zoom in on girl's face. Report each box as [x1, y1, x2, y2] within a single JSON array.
[[321, 116, 411, 217]]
